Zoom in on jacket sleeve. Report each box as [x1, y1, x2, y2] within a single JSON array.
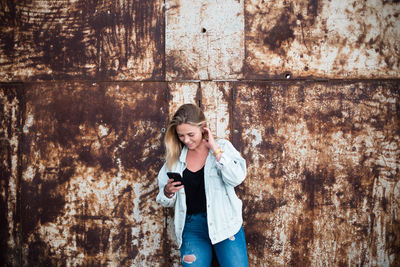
[[156, 163, 176, 207], [215, 139, 247, 187]]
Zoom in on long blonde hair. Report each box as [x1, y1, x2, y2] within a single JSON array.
[[165, 104, 206, 170]]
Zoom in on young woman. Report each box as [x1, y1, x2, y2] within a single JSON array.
[[156, 103, 248, 266]]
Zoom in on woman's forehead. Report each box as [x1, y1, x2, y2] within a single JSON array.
[[176, 123, 200, 134]]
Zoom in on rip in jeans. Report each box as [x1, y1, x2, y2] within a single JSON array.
[[183, 254, 197, 264]]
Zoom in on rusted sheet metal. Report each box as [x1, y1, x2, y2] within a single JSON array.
[[168, 82, 200, 114], [2, 80, 400, 265], [232, 81, 400, 266], [0, 85, 23, 266], [165, 0, 244, 80], [168, 81, 232, 139], [0, 0, 164, 82], [14, 82, 168, 266], [1, 0, 399, 266], [245, 0, 400, 79], [201, 81, 233, 140]]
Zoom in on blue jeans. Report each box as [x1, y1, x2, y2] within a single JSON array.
[[180, 213, 248, 267]]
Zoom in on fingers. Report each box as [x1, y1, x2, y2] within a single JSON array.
[[173, 184, 184, 191], [202, 127, 217, 147], [166, 179, 184, 193], [203, 127, 212, 135], [171, 181, 183, 188]]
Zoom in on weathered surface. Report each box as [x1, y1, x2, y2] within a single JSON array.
[[1, 0, 400, 266], [245, 0, 400, 79], [232, 81, 400, 266], [168, 81, 233, 138], [0, 0, 164, 81], [168, 82, 200, 115], [6, 82, 168, 266], [0, 85, 23, 266], [201, 81, 233, 140], [165, 0, 244, 80]]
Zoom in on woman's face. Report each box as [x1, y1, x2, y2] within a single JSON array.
[[176, 123, 203, 150]]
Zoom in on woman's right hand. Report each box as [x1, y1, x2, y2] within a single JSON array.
[[164, 179, 184, 198]]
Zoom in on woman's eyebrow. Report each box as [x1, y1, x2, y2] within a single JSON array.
[[177, 131, 194, 135]]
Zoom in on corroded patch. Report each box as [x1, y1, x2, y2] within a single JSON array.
[[0, 85, 24, 266], [168, 82, 201, 116], [245, 0, 400, 78], [201, 81, 233, 140], [233, 81, 400, 266], [19, 82, 168, 266], [165, 0, 244, 80], [0, 0, 164, 81]]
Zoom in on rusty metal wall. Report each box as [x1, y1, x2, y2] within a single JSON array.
[[1, 0, 399, 266], [1, 82, 169, 266]]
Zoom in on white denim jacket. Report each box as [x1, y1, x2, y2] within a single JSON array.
[[156, 139, 246, 248]]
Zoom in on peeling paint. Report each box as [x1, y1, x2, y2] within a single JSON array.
[[0, 86, 23, 266], [0, 0, 165, 81], [234, 81, 400, 266], [245, 0, 400, 78], [166, 0, 244, 80], [1, 82, 169, 266]]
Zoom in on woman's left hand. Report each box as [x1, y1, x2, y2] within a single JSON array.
[[202, 127, 219, 152]]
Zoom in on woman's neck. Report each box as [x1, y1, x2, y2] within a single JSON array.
[[188, 142, 208, 154], [186, 144, 209, 172]]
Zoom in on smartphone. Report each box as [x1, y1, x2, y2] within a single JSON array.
[[167, 172, 184, 186]]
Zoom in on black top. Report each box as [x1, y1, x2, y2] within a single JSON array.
[[183, 166, 207, 214]]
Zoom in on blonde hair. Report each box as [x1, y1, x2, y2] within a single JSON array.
[[165, 104, 206, 170]]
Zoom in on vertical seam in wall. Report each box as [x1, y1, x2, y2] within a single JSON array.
[[231, 82, 238, 146], [162, 0, 167, 81], [196, 82, 202, 108], [17, 84, 25, 267]]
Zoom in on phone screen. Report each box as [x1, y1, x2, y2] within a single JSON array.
[[167, 172, 184, 186]]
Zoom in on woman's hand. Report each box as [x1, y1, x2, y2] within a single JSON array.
[[202, 127, 223, 161], [203, 127, 223, 161], [202, 127, 218, 151], [164, 179, 184, 198]]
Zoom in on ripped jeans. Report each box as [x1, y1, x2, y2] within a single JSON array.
[[180, 213, 248, 267]]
